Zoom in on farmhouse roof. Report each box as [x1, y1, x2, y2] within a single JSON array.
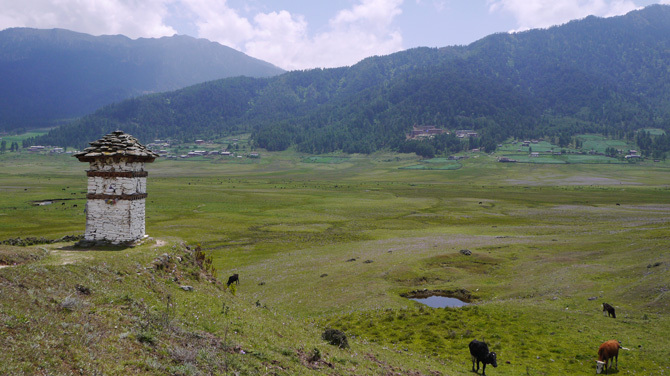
[[74, 131, 159, 162]]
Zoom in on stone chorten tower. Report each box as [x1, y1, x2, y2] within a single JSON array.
[[74, 131, 158, 245]]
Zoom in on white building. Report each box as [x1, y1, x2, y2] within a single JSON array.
[[74, 131, 158, 245]]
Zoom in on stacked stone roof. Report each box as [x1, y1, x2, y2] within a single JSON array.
[[74, 131, 158, 162]]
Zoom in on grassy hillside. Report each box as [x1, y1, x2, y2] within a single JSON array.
[[1, 151, 669, 375]]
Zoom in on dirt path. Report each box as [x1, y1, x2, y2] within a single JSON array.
[[0, 238, 168, 269]]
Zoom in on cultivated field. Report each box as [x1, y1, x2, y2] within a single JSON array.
[[1, 150, 669, 375]]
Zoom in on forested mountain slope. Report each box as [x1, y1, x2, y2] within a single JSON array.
[[33, 5, 670, 153], [0, 28, 284, 130]]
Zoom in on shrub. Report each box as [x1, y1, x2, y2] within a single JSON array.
[[322, 329, 349, 349]]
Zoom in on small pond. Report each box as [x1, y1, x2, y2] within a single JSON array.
[[409, 296, 469, 308], [403, 289, 472, 308]]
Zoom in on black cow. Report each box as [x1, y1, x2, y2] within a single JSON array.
[[227, 273, 239, 287], [469, 339, 497, 376], [603, 303, 616, 318]]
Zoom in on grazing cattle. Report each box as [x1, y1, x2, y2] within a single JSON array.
[[469, 339, 497, 376], [596, 340, 621, 374], [602, 303, 616, 318], [227, 273, 239, 287]]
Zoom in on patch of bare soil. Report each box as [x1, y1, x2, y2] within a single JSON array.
[[507, 175, 641, 186], [375, 234, 532, 255], [152, 239, 167, 248], [50, 250, 92, 265], [296, 348, 334, 370]]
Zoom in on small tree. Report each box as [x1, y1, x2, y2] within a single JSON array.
[[0, 140, 6, 154]]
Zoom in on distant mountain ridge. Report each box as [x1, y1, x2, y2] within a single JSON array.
[[32, 5, 670, 156], [0, 28, 285, 130]]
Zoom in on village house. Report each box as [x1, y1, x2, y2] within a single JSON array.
[[408, 125, 446, 139], [456, 130, 478, 138], [146, 140, 170, 149], [184, 150, 208, 157]]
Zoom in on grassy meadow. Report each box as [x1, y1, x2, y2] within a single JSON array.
[[1, 149, 669, 375]]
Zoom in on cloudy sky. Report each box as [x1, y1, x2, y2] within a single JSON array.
[[1, 0, 668, 70]]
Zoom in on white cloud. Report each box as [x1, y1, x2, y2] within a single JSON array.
[[242, 11, 309, 69], [331, 0, 403, 30], [0, 0, 176, 38], [186, 0, 405, 70], [308, 0, 404, 68], [186, 0, 255, 48], [487, 0, 639, 31]]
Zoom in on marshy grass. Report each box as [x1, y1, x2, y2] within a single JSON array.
[[1, 150, 669, 374]]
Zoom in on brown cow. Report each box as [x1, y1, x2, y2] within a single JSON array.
[[596, 339, 621, 374]]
